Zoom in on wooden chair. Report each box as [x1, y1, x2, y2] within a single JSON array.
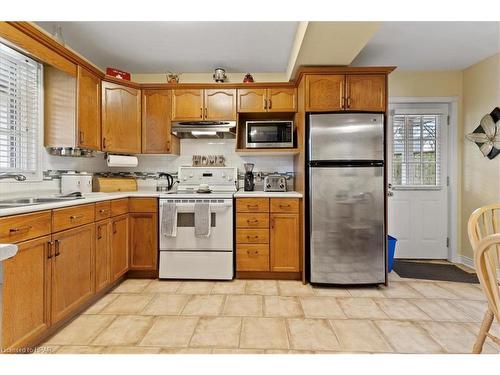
[[467, 204, 500, 353]]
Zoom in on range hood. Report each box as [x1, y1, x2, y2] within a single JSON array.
[[171, 121, 236, 139]]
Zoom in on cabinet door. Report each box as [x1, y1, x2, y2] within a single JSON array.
[[77, 66, 101, 150], [110, 214, 129, 281], [101, 81, 141, 153], [270, 213, 300, 272], [171, 89, 204, 121], [305, 75, 345, 111], [95, 220, 111, 293], [2, 236, 51, 350], [142, 89, 179, 154], [267, 88, 297, 112], [346, 74, 386, 112], [129, 212, 158, 271], [204, 89, 236, 120], [51, 224, 95, 324], [237, 89, 266, 113]]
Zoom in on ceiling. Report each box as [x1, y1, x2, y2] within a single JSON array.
[[352, 21, 500, 70], [35, 21, 299, 73]]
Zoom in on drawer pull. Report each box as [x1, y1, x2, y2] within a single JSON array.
[[70, 215, 83, 220], [247, 219, 259, 224], [246, 250, 259, 256], [279, 204, 291, 208], [247, 235, 259, 240], [247, 204, 259, 209], [9, 225, 32, 234], [99, 209, 108, 214]]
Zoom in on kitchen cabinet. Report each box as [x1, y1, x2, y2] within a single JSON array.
[[270, 213, 300, 272], [142, 89, 179, 154], [204, 89, 237, 120], [101, 81, 141, 153], [51, 224, 95, 324], [345, 74, 386, 112], [171, 89, 204, 121], [305, 74, 386, 112], [77, 66, 101, 150], [110, 214, 129, 281], [95, 219, 111, 293], [1, 236, 51, 351], [237, 88, 296, 113], [129, 213, 158, 271]]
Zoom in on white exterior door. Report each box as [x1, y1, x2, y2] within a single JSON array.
[[387, 103, 449, 259]]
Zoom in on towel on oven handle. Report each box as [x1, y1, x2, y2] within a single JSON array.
[[161, 202, 177, 237], [194, 202, 211, 237]]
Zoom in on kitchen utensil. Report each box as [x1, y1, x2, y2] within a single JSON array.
[[244, 163, 255, 191], [157, 172, 174, 192]]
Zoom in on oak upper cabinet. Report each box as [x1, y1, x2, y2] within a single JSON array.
[[305, 74, 345, 111], [95, 219, 111, 293], [51, 224, 95, 324], [101, 81, 141, 153], [77, 66, 101, 150], [110, 214, 129, 281], [237, 88, 267, 113], [270, 199, 300, 273], [345, 74, 386, 112], [142, 89, 179, 154], [171, 89, 204, 121], [204, 89, 237, 120], [1, 236, 51, 351], [267, 88, 297, 112]]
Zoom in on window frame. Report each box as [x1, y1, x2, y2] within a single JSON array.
[[0, 39, 44, 182]]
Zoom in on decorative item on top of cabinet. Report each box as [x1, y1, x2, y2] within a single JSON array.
[[101, 81, 141, 154], [237, 88, 296, 113], [77, 66, 101, 150], [142, 89, 179, 154], [243, 73, 254, 83], [213, 67, 227, 82]]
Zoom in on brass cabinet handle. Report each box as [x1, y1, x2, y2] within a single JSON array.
[[9, 225, 32, 234], [247, 219, 259, 224], [268, 99, 272, 110], [54, 239, 60, 257], [246, 249, 259, 256], [247, 204, 259, 209], [99, 209, 108, 214], [247, 235, 259, 240], [347, 97, 351, 108], [204, 107, 207, 118], [97, 225, 103, 240], [47, 241, 53, 259], [279, 204, 291, 208], [113, 222, 117, 234], [79, 130, 85, 144], [264, 99, 267, 110], [200, 107, 203, 118], [102, 138, 107, 149], [70, 215, 83, 221], [271, 218, 275, 229], [166, 140, 170, 152]]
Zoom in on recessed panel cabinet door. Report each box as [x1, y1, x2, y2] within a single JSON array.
[[171, 89, 204, 121], [77, 66, 101, 150], [110, 214, 129, 281], [270, 213, 300, 272], [346, 74, 386, 112], [51, 224, 95, 325], [267, 88, 297, 112], [237, 89, 266, 113], [204, 89, 236, 120], [305, 75, 345, 111], [95, 220, 111, 293], [2, 236, 51, 351], [142, 89, 179, 154], [101, 81, 141, 153], [129, 212, 158, 271]]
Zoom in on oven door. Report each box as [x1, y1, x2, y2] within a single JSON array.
[[160, 199, 233, 251]]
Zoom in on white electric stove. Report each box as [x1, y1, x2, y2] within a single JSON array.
[[159, 167, 237, 280]]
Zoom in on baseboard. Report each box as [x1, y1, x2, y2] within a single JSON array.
[[458, 255, 475, 270]]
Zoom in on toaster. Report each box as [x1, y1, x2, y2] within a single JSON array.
[[264, 175, 287, 192]]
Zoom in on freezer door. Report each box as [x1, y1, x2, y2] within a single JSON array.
[[309, 166, 385, 284], [309, 113, 384, 161]]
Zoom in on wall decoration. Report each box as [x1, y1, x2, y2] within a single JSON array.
[[466, 107, 500, 160]]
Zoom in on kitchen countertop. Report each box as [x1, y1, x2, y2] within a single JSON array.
[[234, 190, 303, 198]]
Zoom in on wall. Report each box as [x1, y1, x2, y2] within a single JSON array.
[[461, 53, 500, 259]]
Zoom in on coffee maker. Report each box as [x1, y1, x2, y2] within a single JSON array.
[[244, 163, 254, 191]]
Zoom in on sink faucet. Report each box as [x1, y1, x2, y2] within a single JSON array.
[[0, 173, 27, 181]]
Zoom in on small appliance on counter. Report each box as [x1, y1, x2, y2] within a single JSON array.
[[264, 175, 287, 192], [244, 163, 255, 191], [61, 172, 93, 195], [156, 172, 175, 192]]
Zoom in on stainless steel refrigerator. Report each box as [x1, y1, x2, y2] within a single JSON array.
[[307, 113, 386, 285]]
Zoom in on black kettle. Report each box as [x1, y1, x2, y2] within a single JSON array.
[[157, 172, 174, 192]]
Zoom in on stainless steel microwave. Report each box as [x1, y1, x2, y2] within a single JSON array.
[[245, 120, 294, 148]]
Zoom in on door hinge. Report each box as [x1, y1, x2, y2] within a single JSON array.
[[446, 237, 450, 248], [447, 115, 450, 126], [446, 176, 450, 186]]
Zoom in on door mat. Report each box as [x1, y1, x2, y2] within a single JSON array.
[[393, 260, 479, 284]]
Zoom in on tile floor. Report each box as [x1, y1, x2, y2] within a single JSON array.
[[38, 273, 500, 354]]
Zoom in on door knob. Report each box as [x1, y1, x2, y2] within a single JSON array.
[[387, 191, 394, 197]]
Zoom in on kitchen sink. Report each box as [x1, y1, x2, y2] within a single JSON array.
[[0, 195, 84, 208]]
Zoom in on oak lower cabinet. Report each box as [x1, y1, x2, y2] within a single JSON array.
[[51, 224, 95, 325], [270, 213, 300, 272], [110, 214, 129, 281], [129, 198, 158, 271], [95, 219, 112, 292], [1, 236, 51, 351]]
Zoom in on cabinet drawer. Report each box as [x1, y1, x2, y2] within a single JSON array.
[[270, 198, 299, 213], [129, 197, 157, 213], [236, 229, 269, 244], [237, 244, 269, 271], [52, 204, 95, 232], [0, 211, 52, 244], [111, 198, 129, 217], [236, 213, 269, 228], [95, 201, 111, 220], [236, 198, 269, 213]]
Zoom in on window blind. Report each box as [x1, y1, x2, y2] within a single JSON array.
[[0, 42, 42, 177]]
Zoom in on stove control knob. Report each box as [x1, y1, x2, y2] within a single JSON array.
[[266, 183, 272, 189], [279, 183, 285, 189]]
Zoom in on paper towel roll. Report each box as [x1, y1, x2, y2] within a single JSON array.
[[107, 154, 138, 167]]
